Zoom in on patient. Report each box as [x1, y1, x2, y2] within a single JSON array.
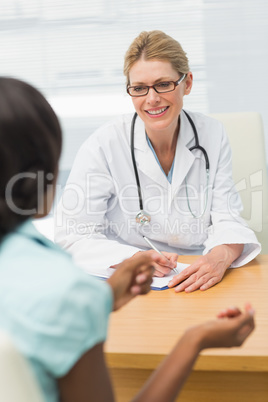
[[0, 77, 255, 402]]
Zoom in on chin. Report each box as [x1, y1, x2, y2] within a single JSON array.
[[146, 119, 171, 131]]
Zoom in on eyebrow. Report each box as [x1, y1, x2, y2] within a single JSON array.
[[130, 77, 174, 86]]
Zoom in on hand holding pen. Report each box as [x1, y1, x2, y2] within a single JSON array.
[[110, 237, 178, 277], [143, 236, 178, 276]]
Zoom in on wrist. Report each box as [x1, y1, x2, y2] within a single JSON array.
[[209, 244, 242, 267], [106, 278, 118, 311], [181, 326, 205, 354]]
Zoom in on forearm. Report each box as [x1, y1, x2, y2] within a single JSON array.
[[131, 330, 202, 402]]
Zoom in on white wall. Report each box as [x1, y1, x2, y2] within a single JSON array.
[[0, 0, 267, 172]]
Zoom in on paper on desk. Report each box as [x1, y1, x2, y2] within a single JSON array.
[[91, 262, 189, 291], [150, 262, 189, 290]]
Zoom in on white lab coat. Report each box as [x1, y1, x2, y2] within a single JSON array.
[[55, 111, 261, 274]]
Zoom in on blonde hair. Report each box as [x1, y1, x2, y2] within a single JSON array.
[[124, 30, 190, 84]]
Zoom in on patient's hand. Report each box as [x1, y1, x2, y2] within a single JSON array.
[[107, 252, 157, 310]]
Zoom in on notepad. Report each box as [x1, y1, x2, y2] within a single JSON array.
[[150, 262, 190, 290], [92, 262, 190, 291]]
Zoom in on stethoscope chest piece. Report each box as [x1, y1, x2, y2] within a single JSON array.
[[136, 210, 151, 225]]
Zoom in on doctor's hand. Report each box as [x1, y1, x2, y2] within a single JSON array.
[[168, 244, 244, 292], [107, 252, 157, 311], [136, 250, 178, 277]]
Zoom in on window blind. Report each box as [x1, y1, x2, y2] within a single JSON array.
[[0, 0, 267, 170]]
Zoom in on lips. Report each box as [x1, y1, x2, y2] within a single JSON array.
[[146, 106, 169, 116]]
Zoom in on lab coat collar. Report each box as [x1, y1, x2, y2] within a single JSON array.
[[132, 111, 196, 193], [132, 110, 195, 150], [133, 114, 169, 189], [132, 114, 148, 151], [170, 110, 196, 201]]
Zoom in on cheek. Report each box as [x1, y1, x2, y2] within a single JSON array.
[[173, 93, 184, 108], [132, 98, 143, 112], [163, 92, 181, 107]]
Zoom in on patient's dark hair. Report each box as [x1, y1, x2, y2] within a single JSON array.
[[0, 77, 62, 241]]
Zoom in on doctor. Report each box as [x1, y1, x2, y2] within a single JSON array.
[[55, 30, 260, 292]]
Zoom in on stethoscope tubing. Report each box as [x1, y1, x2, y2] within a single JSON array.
[[130, 112, 143, 211], [130, 109, 210, 220], [183, 110, 209, 171]]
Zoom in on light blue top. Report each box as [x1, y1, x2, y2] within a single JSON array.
[[0, 220, 113, 402], [146, 134, 175, 183]]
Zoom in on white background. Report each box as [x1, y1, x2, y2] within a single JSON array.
[[0, 0, 267, 175]]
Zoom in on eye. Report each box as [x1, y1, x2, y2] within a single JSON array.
[[133, 86, 146, 93], [155, 81, 172, 89]]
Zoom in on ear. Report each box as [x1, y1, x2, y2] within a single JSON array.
[[184, 72, 193, 95]]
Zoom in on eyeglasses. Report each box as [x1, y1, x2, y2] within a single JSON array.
[[127, 74, 186, 97]]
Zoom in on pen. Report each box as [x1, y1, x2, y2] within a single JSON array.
[[143, 236, 178, 273]]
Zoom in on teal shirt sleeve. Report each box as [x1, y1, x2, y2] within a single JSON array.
[[0, 220, 113, 381], [16, 267, 113, 378]]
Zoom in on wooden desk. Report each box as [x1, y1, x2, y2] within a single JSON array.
[[105, 255, 268, 402]]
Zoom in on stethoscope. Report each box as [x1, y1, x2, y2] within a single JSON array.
[[130, 110, 210, 225]]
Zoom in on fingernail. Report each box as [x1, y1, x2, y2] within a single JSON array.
[[168, 281, 173, 287]]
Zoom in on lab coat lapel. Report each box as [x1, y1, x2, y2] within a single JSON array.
[[133, 115, 169, 189], [169, 111, 196, 203]]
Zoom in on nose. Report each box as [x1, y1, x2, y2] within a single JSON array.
[[146, 87, 161, 104]]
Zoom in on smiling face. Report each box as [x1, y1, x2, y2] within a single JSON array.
[[129, 58, 193, 137]]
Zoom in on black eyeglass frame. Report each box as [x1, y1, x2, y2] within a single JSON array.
[[127, 73, 186, 97]]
